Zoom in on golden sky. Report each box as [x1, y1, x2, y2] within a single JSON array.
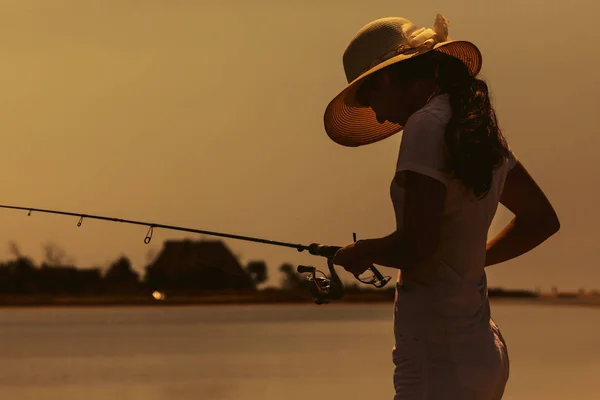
[[0, 1, 596, 292]]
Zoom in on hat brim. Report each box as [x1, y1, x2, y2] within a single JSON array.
[[323, 40, 482, 147]]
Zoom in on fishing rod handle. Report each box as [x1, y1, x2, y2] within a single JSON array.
[[308, 242, 378, 268], [307, 243, 341, 258], [308, 243, 383, 276]]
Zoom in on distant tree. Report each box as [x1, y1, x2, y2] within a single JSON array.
[[8, 241, 21, 258], [279, 262, 304, 291], [0, 256, 38, 294], [246, 260, 268, 285], [42, 242, 75, 266], [104, 256, 140, 292]]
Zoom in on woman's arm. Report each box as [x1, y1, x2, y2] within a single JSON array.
[[485, 161, 560, 267], [354, 170, 446, 270]]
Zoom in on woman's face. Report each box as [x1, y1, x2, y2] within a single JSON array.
[[356, 69, 437, 126]]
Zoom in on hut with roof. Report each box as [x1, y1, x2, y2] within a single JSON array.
[[144, 239, 255, 293]]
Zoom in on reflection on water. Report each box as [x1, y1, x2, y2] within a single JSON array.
[[0, 303, 598, 400]]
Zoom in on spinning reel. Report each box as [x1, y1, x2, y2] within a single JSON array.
[[296, 243, 391, 305]]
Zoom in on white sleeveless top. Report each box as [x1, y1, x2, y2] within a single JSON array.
[[390, 93, 517, 338]]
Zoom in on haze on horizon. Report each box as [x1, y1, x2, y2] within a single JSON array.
[[0, 0, 596, 292]]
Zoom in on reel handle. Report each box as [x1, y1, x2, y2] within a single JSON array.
[[367, 267, 388, 285]]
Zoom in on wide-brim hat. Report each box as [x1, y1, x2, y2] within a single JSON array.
[[323, 14, 482, 147]]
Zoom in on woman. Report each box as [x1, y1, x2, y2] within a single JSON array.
[[325, 15, 560, 400]]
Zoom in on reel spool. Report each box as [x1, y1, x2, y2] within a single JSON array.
[[297, 258, 344, 305]]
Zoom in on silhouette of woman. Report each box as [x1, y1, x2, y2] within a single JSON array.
[[325, 14, 560, 400]]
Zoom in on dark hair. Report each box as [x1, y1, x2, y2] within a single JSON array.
[[387, 52, 510, 198]]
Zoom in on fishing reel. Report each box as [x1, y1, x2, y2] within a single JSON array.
[[296, 243, 391, 305], [297, 258, 344, 305]]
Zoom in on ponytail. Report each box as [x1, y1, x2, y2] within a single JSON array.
[[435, 55, 509, 198]]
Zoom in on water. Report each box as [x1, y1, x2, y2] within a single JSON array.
[[0, 302, 598, 400]]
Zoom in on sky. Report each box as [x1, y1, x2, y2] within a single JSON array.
[[0, 0, 597, 292]]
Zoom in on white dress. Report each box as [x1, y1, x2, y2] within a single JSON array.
[[390, 94, 514, 400]]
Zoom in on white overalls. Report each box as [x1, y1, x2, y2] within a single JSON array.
[[390, 94, 515, 400]]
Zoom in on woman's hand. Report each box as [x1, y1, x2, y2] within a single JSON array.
[[332, 241, 372, 276]]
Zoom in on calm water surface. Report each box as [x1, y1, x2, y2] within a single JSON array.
[[0, 302, 598, 400]]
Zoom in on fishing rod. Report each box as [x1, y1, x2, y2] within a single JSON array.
[[0, 204, 391, 304]]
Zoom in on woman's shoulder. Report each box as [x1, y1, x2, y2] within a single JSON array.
[[402, 95, 451, 145], [411, 94, 452, 125], [397, 96, 454, 175]]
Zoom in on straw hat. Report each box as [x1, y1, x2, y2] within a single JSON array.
[[323, 14, 482, 147]]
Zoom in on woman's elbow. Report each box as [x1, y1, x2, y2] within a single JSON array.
[[547, 212, 560, 236], [539, 208, 560, 237], [521, 211, 560, 238]]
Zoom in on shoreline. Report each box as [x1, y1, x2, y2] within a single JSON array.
[[0, 292, 599, 309]]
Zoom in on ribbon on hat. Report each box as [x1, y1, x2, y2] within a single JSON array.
[[363, 14, 450, 73], [409, 14, 449, 48]]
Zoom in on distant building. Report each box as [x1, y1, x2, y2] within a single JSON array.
[[144, 239, 255, 293]]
